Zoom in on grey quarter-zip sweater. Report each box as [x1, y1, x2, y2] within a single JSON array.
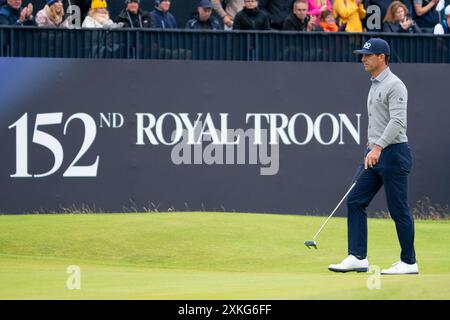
[[367, 67, 409, 150]]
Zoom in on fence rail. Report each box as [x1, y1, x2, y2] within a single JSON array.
[[1, 26, 449, 63]]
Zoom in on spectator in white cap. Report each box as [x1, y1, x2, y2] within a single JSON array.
[[186, 0, 222, 30], [434, 4, 450, 34]]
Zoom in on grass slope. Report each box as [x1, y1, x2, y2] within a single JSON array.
[[0, 212, 449, 299]]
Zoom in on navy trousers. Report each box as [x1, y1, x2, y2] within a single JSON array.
[[347, 143, 416, 264]]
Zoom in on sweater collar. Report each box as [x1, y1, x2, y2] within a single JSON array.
[[371, 67, 391, 83]]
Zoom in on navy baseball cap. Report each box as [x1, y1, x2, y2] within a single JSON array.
[[198, 0, 213, 8], [353, 38, 391, 56]]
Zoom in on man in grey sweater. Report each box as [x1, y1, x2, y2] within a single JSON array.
[[328, 38, 419, 275]]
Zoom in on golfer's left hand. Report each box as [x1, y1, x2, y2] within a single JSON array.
[[365, 145, 383, 169]]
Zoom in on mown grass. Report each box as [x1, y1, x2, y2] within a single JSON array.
[[0, 212, 449, 299]]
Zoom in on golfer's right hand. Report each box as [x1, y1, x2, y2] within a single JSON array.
[[364, 145, 382, 169]]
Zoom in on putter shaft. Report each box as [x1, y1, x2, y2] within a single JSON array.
[[312, 181, 358, 241]]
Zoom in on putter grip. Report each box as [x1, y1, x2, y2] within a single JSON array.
[[355, 167, 367, 183]]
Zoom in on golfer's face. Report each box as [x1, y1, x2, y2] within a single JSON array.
[[361, 54, 383, 72]]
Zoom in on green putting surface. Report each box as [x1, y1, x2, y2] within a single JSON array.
[[0, 212, 449, 299]]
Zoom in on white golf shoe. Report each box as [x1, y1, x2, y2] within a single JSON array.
[[328, 255, 369, 273], [381, 261, 419, 275]]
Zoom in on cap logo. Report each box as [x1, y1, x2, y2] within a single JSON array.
[[363, 42, 371, 49]]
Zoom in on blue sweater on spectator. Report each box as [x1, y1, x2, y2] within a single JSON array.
[[151, 8, 177, 29], [0, 4, 36, 26]]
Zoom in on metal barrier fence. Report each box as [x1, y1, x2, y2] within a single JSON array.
[[1, 26, 449, 63]]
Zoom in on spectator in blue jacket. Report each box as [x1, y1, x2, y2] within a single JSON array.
[[186, 0, 222, 30], [151, 0, 177, 29], [0, 0, 36, 25]]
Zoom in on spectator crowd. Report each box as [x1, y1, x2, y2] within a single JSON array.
[[0, 0, 449, 34]]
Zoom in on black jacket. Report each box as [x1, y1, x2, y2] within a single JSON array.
[[383, 21, 421, 33], [233, 7, 270, 31], [259, 0, 294, 30], [0, 4, 36, 26], [283, 13, 323, 31], [283, 12, 310, 31], [185, 12, 222, 30], [116, 8, 153, 28]]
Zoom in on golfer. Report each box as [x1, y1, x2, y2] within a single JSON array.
[[328, 38, 418, 275]]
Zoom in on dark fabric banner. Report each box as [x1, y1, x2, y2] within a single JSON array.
[[0, 58, 448, 214]]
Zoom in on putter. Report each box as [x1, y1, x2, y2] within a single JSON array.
[[304, 167, 367, 249]]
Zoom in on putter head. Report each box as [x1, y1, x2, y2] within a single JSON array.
[[304, 240, 317, 249]]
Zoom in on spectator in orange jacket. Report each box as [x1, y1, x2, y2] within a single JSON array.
[[319, 9, 338, 32]]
